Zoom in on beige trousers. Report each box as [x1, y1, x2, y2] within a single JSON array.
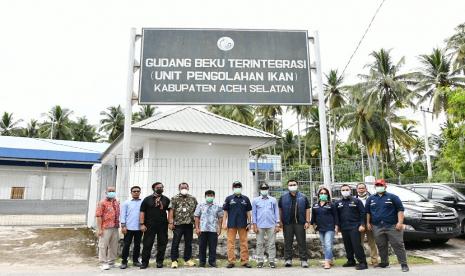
[[361, 229, 379, 265], [98, 228, 119, 264]]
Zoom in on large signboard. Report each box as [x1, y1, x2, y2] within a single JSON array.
[[139, 29, 312, 105]]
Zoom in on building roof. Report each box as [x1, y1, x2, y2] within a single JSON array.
[[0, 136, 109, 163], [132, 106, 279, 139]]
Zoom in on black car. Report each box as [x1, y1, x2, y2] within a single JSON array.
[[405, 183, 465, 235], [331, 183, 460, 244]]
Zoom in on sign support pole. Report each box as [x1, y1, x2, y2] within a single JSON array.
[[121, 27, 137, 201], [311, 31, 331, 188]]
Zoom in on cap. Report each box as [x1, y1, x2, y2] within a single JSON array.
[[374, 179, 386, 186], [232, 181, 242, 188], [259, 183, 269, 190]]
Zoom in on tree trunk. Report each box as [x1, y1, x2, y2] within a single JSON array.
[[329, 114, 336, 183], [360, 140, 365, 180], [380, 151, 385, 178], [373, 151, 379, 178], [366, 146, 373, 176], [297, 114, 302, 164], [407, 151, 414, 174]]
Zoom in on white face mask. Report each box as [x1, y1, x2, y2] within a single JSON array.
[[180, 189, 188, 195], [288, 186, 298, 192], [341, 190, 351, 198]]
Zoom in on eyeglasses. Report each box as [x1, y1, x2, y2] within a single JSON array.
[[132, 190, 141, 193]]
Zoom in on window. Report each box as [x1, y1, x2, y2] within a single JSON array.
[[413, 187, 430, 198], [134, 148, 143, 164], [431, 188, 456, 201], [268, 171, 282, 181], [10, 187, 25, 199]]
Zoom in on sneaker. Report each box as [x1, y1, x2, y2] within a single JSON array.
[[156, 263, 163, 268], [301, 261, 309, 268], [285, 260, 292, 267], [199, 263, 206, 268], [401, 264, 409, 272], [257, 262, 264, 268], [269, 262, 276, 268], [242, 263, 252, 268], [100, 264, 110, 270], [120, 263, 128, 269], [171, 261, 178, 269], [227, 263, 235, 268], [185, 259, 196, 267], [343, 261, 356, 267], [356, 263, 368, 270], [140, 263, 148, 269], [378, 262, 389, 268], [133, 262, 142, 267]]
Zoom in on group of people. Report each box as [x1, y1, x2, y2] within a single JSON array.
[[95, 178, 409, 272]]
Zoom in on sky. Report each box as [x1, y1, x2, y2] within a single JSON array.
[[0, 0, 464, 138]]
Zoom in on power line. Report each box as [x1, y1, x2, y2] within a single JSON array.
[[341, 0, 387, 76]]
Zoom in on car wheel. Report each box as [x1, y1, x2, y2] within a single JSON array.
[[430, 238, 449, 245]]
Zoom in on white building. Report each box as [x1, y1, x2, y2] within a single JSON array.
[[90, 107, 278, 223]]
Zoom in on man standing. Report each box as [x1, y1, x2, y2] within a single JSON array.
[[252, 183, 280, 268], [366, 179, 409, 272], [194, 190, 224, 267], [168, 182, 198, 268], [140, 182, 170, 269], [335, 184, 368, 270], [222, 181, 253, 268], [95, 186, 120, 270], [120, 185, 143, 269], [278, 179, 311, 268], [356, 182, 379, 266]]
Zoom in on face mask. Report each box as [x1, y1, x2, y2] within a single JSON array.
[[375, 186, 386, 193], [154, 188, 163, 195], [107, 192, 116, 199], [180, 189, 188, 195], [233, 188, 242, 195], [206, 196, 214, 203], [358, 192, 367, 197], [341, 191, 351, 198], [319, 194, 328, 201], [288, 186, 298, 192], [260, 190, 269, 196]]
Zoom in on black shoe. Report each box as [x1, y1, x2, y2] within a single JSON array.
[[356, 263, 368, 270], [269, 262, 276, 268], [401, 264, 409, 272], [120, 263, 128, 269], [284, 260, 292, 267], [378, 262, 389, 268], [227, 263, 235, 268], [199, 263, 206, 268], [257, 262, 264, 268], [156, 263, 163, 268], [209, 263, 217, 268], [133, 262, 142, 267], [140, 263, 148, 269], [343, 261, 356, 267], [242, 263, 252, 268]]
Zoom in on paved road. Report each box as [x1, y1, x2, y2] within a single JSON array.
[[3, 264, 465, 276]]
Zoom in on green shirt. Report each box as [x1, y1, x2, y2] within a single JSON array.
[[169, 194, 198, 225]]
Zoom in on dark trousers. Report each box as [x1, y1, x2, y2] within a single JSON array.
[[342, 228, 367, 264], [199, 232, 218, 265], [141, 223, 168, 265], [170, 224, 194, 261], [121, 230, 142, 264], [373, 225, 407, 265], [283, 223, 308, 261]]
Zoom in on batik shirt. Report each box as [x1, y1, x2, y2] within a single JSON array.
[[194, 202, 224, 232], [169, 194, 198, 225]]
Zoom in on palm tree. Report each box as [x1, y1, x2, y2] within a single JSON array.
[[72, 117, 99, 142], [282, 130, 298, 167], [303, 106, 321, 162], [446, 23, 465, 75], [133, 105, 157, 122], [416, 48, 465, 116], [0, 112, 22, 136], [24, 119, 39, 138], [100, 105, 125, 142], [40, 106, 73, 140], [287, 106, 304, 164], [207, 105, 255, 126], [397, 122, 418, 173], [324, 69, 347, 182]]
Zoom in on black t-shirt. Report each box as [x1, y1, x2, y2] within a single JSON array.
[[140, 194, 170, 225]]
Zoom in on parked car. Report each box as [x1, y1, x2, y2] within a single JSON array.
[[331, 183, 461, 244], [404, 183, 465, 235]]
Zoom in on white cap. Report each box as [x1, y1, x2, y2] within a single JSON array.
[[364, 175, 376, 184]]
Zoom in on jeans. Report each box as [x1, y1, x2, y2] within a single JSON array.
[[170, 224, 194, 261], [372, 225, 407, 265], [141, 223, 168, 265], [319, 230, 335, 261], [198, 232, 218, 265], [121, 230, 142, 264], [256, 227, 276, 262], [283, 223, 307, 261], [341, 228, 366, 264]]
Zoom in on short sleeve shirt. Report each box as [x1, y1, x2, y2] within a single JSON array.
[[194, 203, 224, 232], [366, 192, 404, 227], [169, 194, 198, 225], [223, 194, 252, 228], [95, 198, 120, 229]]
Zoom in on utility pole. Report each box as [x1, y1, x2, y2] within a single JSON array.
[[420, 106, 433, 181]]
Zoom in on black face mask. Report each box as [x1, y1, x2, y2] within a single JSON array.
[[154, 188, 163, 195]]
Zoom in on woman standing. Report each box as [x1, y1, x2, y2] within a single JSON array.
[[310, 187, 339, 269]]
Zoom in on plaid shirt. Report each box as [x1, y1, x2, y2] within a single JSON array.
[[95, 198, 120, 229]]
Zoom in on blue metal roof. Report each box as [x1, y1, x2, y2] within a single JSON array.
[[0, 136, 109, 163], [249, 162, 274, 171]]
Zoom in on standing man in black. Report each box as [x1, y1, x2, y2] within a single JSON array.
[[139, 182, 170, 269], [335, 184, 368, 270]]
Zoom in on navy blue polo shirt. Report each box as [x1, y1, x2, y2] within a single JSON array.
[[310, 202, 339, 232], [223, 194, 252, 228], [335, 197, 366, 231], [366, 192, 404, 227]]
